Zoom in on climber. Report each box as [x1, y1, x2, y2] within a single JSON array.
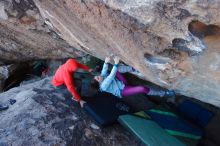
[[91, 56, 175, 99], [52, 58, 92, 108]]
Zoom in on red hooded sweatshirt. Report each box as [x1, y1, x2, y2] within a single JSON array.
[[52, 59, 89, 101]]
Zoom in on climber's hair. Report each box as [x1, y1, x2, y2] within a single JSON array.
[[91, 78, 99, 89]]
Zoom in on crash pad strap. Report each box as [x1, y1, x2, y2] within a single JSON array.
[[165, 129, 201, 140], [133, 111, 151, 119], [149, 109, 178, 117]]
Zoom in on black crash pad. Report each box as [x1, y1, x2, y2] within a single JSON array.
[[83, 92, 134, 126]]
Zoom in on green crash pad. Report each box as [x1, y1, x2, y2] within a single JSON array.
[[118, 115, 186, 146]]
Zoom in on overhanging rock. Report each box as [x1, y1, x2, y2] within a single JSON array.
[[0, 0, 84, 65], [33, 0, 220, 107]]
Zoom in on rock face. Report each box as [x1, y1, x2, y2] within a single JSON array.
[[0, 77, 140, 146], [0, 0, 84, 65], [31, 0, 220, 107], [1, 0, 220, 107]]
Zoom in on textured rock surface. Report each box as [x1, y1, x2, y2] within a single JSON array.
[[32, 0, 220, 107], [0, 0, 84, 65], [0, 77, 141, 146]]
